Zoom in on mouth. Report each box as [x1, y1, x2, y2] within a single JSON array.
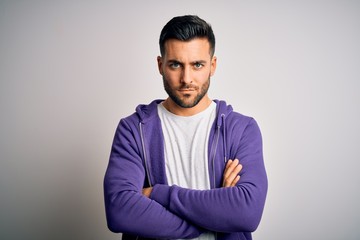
[[178, 85, 197, 92], [179, 88, 195, 92]]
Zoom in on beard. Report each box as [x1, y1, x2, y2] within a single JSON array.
[[162, 76, 210, 108]]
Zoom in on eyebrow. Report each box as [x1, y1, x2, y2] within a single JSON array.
[[167, 59, 208, 64], [193, 60, 207, 64]]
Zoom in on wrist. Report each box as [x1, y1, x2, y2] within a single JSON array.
[[142, 187, 153, 198], [150, 184, 172, 208]]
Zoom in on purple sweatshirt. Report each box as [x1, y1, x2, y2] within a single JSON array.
[[104, 100, 267, 240]]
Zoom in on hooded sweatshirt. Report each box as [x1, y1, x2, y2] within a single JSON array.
[[104, 99, 268, 240]]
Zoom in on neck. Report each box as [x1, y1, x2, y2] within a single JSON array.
[[163, 96, 212, 116]]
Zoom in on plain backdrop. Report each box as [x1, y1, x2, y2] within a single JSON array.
[[1, 1, 359, 239]]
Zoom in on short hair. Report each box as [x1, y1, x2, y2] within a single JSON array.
[[159, 15, 216, 57]]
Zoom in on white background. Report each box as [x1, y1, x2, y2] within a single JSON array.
[[1, 1, 359, 239]]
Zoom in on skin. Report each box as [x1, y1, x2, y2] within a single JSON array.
[[143, 38, 242, 197], [157, 38, 216, 116], [222, 159, 242, 187]]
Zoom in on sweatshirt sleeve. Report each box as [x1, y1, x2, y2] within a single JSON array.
[[149, 118, 268, 233], [104, 119, 203, 239]]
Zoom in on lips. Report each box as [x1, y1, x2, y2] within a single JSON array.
[[179, 88, 195, 91], [178, 84, 197, 91]]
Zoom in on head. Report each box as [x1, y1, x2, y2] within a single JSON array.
[[159, 15, 216, 57], [158, 15, 217, 115]]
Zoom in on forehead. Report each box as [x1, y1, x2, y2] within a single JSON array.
[[163, 38, 211, 60]]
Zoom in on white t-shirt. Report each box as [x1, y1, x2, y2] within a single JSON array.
[[157, 102, 216, 240]]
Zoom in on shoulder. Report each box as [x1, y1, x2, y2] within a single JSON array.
[[227, 111, 260, 136], [214, 99, 259, 131], [115, 99, 164, 134], [227, 110, 254, 125], [216, 98, 261, 137], [120, 99, 163, 124], [215, 100, 254, 125]]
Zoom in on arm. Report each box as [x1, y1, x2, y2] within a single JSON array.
[[104, 119, 203, 239], [143, 159, 242, 197], [148, 119, 267, 233]]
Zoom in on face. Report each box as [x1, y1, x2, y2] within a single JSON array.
[[158, 38, 217, 109]]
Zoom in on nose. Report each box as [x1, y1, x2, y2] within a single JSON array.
[[180, 66, 192, 84]]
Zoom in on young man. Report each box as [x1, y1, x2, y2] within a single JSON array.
[[104, 15, 267, 240]]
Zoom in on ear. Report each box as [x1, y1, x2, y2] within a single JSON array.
[[157, 56, 163, 75], [210, 56, 217, 76]]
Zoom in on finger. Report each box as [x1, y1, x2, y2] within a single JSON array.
[[225, 159, 233, 169], [223, 159, 240, 187], [233, 163, 242, 175], [230, 175, 240, 187], [224, 164, 242, 187], [225, 162, 242, 182], [224, 159, 233, 172], [223, 159, 239, 179], [222, 160, 233, 181], [226, 164, 242, 185]]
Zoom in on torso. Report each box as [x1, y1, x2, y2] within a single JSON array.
[[157, 101, 216, 240]]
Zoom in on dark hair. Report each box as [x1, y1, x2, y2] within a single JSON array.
[[159, 15, 216, 56]]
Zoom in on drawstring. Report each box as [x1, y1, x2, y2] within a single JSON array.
[[221, 114, 228, 163], [211, 125, 221, 189], [211, 113, 227, 189], [139, 122, 152, 187]]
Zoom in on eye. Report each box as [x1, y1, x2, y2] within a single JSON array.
[[194, 62, 204, 69], [169, 62, 181, 69]]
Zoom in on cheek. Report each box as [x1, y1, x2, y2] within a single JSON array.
[[164, 70, 180, 83], [195, 70, 211, 82]]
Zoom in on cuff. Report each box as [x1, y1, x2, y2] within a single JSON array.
[[150, 184, 171, 208]]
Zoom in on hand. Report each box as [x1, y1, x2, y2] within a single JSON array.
[[142, 187, 153, 198], [222, 159, 242, 187]]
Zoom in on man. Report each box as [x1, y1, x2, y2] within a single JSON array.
[[104, 15, 267, 240]]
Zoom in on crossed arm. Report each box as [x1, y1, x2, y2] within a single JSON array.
[[104, 159, 242, 238], [105, 118, 267, 237], [143, 159, 242, 197]]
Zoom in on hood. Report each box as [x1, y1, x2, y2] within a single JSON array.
[[213, 99, 233, 128], [135, 99, 164, 123]]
